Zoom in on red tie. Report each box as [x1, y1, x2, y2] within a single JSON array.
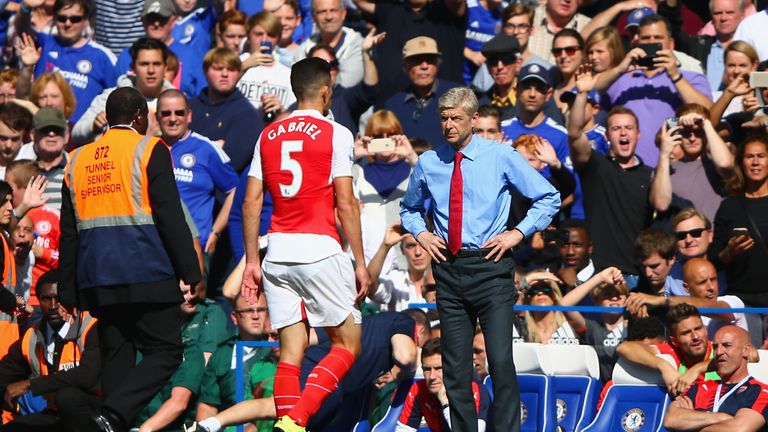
[[448, 152, 464, 255]]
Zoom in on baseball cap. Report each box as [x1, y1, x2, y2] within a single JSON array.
[[481, 34, 521, 57], [559, 87, 601, 105], [33, 107, 67, 131], [518, 63, 551, 87], [142, 0, 175, 18], [625, 7, 656, 30], [402, 36, 441, 60]]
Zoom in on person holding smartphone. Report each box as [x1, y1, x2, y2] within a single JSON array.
[[711, 135, 768, 346]]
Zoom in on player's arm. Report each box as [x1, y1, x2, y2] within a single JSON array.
[[391, 333, 418, 374], [699, 408, 766, 432], [139, 386, 194, 432], [242, 138, 265, 303], [664, 396, 733, 431]]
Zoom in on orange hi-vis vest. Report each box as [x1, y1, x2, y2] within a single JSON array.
[[63, 128, 175, 289], [0, 232, 18, 361], [20, 312, 96, 378]]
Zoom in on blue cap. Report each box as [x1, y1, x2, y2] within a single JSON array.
[[559, 87, 600, 105], [518, 63, 551, 87], [625, 7, 656, 30]]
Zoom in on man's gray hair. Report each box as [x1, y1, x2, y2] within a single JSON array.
[[709, 0, 746, 13], [438, 87, 478, 116]]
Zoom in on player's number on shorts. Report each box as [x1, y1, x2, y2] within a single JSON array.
[[279, 140, 303, 197]]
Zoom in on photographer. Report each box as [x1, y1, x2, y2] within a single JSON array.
[[594, 15, 712, 168], [650, 104, 734, 223], [352, 110, 418, 269]]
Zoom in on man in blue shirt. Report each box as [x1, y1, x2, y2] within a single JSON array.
[[400, 86, 560, 432], [157, 89, 238, 257], [28, 0, 118, 123]]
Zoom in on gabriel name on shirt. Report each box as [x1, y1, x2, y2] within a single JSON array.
[[266, 118, 322, 141]]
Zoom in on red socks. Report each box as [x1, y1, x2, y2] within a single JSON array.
[[288, 347, 355, 427], [273, 362, 301, 418]]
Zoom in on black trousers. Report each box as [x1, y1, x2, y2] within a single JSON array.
[[434, 253, 520, 432], [91, 302, 183, 426], [0, 387, 101, 431]]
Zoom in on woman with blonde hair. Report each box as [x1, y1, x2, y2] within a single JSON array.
[[710, 40, 760, 120]]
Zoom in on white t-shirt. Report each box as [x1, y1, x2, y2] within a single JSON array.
[[237, 54, 297, 111], [734, 10, 768, 61], [370, 268, 426, 312], [701, 295, 748, 337]]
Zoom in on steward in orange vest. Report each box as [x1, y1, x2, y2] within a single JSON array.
[[0, 181, 19, 364], [59, 87, 201, 431], [0, 270, 101, 431]]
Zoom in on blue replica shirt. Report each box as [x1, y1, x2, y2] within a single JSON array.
[[171, 132, 239, 247], [401, 134, 560, 246], [115, 39, 205, 98], [172, 7, 217, 56], [34, 34, 118, 123], [502, 116, 587, 219], [586, 124, 610, 155], [464, 0, 499, 84]]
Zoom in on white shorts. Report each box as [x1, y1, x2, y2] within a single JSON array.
[[262, 253, 362, 329]]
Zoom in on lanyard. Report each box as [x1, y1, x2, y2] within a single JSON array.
[[713, 376, 751, 413]]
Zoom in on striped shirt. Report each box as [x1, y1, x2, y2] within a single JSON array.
[[93, 0, 146, 57], [528, 5, 591, 64]]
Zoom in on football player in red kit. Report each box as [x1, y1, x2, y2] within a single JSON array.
[[241, 57, 371, 432]]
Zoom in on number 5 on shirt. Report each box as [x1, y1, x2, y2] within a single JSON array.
[[280, 140, 303, 197]]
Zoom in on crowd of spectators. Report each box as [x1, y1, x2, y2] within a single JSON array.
[[0, 0, 766, 430]]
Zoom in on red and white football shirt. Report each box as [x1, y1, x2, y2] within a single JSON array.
[[249, 109, 354, 263]]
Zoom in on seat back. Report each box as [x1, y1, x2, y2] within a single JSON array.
[[487, 374, 557, 432], [540, 345, 601, 431], [580, 385, 670, 432], [581, 355, 676, 432], [748, 349, 768, 382], [371, 378, 417, 432]]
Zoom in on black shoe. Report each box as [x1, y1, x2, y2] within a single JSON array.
[[87, 414, 116, 432]]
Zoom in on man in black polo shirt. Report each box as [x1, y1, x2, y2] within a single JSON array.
[[567, 65, 653, 286], [351, 0, 465, 101]]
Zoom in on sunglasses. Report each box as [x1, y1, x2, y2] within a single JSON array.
[[551, 46, 580, 58], [674, 228, 706, 240], [39, 126, 66, 136], [56, 14, 85, 24], [525, 285, 553, 299], [159, 109, 187, 117], [487, 53, 518, 66]]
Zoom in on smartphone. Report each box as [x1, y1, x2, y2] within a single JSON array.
[[636, 43, 662, 69], [732, 227, 750, 237], [665, 117, 681, 136], [750, 72, 768, 88], [260, 40, 273, 55], [368, 138, 395, 153]]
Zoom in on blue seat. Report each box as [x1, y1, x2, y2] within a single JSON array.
[[552, 375, 600, 432], [371, 379, 418, 432], [485, 374, 557, 432], [580, 356, 676, 432], [579, 385, 670, 432], [540, 344, 602, 432]]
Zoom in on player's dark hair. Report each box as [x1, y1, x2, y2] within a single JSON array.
[[129, 37, 169, 65], [106, 87, 148, 126], [403, 309, 431, 332], [291, 58, 332, 102], [627, 316, 667, 341], [421, 337, 442, 359], [666, 303, 701, 332]]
